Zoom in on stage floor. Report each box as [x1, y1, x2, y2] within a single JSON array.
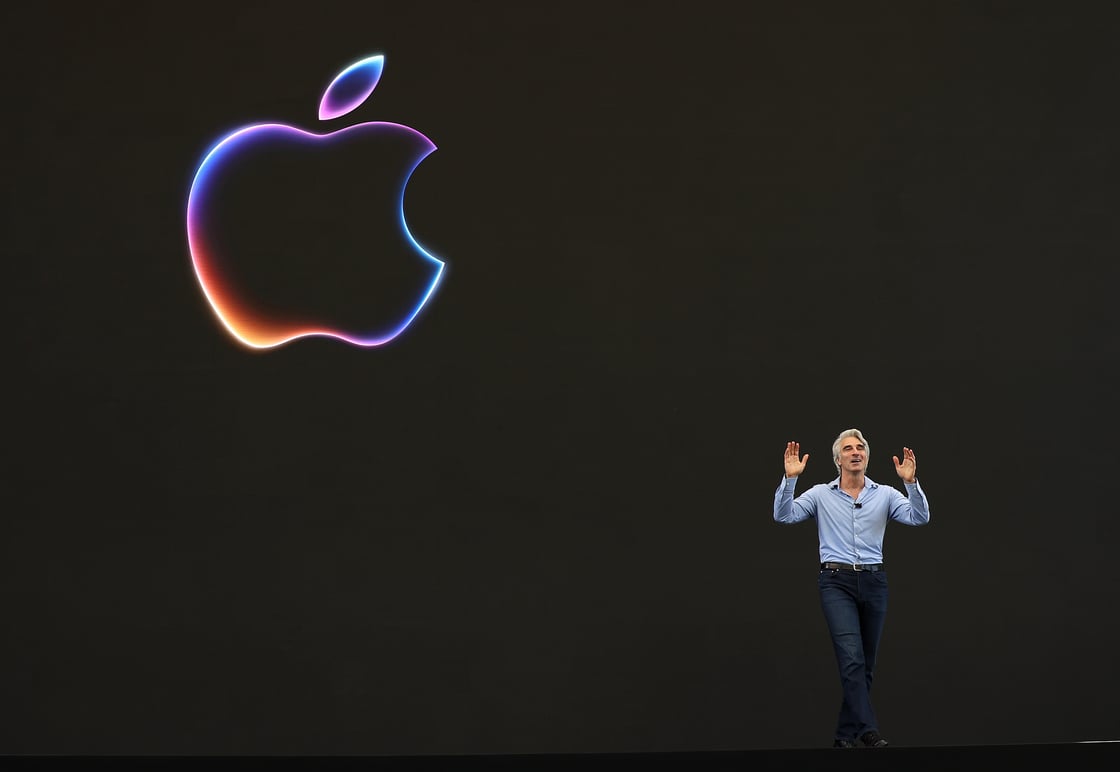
[[4, 742, 1119, 770]]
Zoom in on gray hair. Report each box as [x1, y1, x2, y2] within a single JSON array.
[[833, 428, 869, 473]]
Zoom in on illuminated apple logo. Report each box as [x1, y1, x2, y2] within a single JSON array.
[[186, 55, 445, 349]]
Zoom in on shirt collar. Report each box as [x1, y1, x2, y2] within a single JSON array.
[[829, 476, 879, 490]]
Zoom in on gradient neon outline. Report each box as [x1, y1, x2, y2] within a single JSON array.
[[319, 55, 384, 120], [186, 55, 444, 349]]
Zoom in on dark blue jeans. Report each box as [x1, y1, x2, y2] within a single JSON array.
[[818, 567, 889, 741]]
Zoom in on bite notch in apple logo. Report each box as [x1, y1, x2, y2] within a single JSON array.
[[186, 54, 445, 349]]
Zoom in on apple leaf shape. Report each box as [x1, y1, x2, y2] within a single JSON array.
[[318, 54, 385, 120]]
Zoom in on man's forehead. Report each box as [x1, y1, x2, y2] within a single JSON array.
[[841, 439, 865, 449]]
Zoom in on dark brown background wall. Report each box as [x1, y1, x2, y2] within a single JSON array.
[[5, 0, 1118, 754]]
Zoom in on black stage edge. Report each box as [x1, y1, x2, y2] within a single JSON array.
[[3, 743, 1118, 770]]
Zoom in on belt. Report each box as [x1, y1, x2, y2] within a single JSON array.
[[821, 562, 884, 572]]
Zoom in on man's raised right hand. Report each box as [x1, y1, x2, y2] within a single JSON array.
[[784, 441, 808, 478]]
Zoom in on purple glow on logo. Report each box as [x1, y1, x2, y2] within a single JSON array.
[[319, 55, 384, 121], [185, 54, 445, 350]]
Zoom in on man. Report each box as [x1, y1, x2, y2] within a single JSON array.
[[773, 428, 930, 749]]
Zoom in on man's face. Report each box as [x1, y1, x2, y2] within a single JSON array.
[[837, 437, 867, 473]]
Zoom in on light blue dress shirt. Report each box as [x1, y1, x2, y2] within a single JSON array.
[[773, 475, 931, 564]]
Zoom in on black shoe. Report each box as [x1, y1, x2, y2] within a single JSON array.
[[833, 738, 857, 748], [860, 730, 889, 747]]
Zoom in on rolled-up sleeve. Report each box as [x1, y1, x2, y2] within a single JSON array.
[[889, 481, 931, 525], [774, 476, 813, 523]]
